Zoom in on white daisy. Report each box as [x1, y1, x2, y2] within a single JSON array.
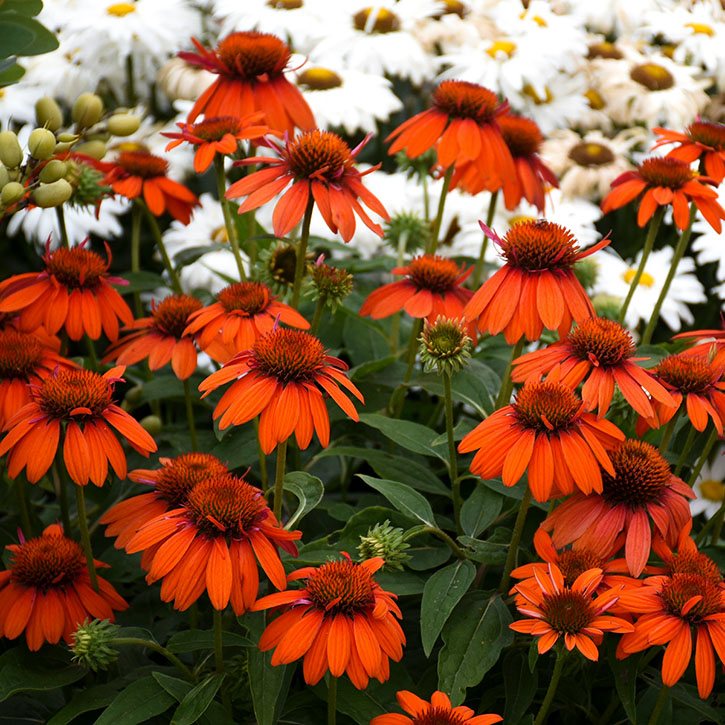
[[560, 0, 675, 37], [691, 445, 725, 520], [156, 57, 215, 103], [691, 184, 725, 294]]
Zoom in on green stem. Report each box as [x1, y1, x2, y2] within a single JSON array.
[[273, 440, 288, 520], [687, 427, 718, 487], [327, 675, 337, 725], [291, 196, 315, 310], [674, 426, 697, 477], [55, 205, 69, 248], [254, 417, 268, 492], [51, 462, 72, 536], [389, 318, 423, 418], [495, 336, 525, 409], [125, 55, 136, 107], [183, 378, 198, 451], [647, 685, 669, 725], [403, 525, 467, 560], [710, 502, 724, 544], [114, 637, 193, 680], [130, 203, 143, 316], [641, 205, 696, 345], [139, 202, 183, 294], [310, 297, 325, 336], [658, 408, 680, 454], [215, 156, 246, 281], [12, 474, 33, 537], [85, 335, 99, 371], [427, 166, 453, 255], [389, 230, 410, 354], [75, 485, 99, 591], [213, 608, 225, 675], [499, 486, 532, 593], [472, 190, 498, 288], [533, 646, 566, 725], [422, 172, 430, 222], [443, 372, 461, 533], [618, 207, 664, 326]]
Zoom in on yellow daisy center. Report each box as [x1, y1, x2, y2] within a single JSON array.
[[486, 39, 517, 57], [106, 2, 136, 16], [622, 269, 655, 287], [699, 479, 725, 502]]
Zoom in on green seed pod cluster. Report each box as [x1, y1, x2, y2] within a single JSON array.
[[0, 131, 23, 169], [28, 128, 57, 160], [35, 97, 63, 132], [32, 178, 73, 208], [72, 93, 104, 130]]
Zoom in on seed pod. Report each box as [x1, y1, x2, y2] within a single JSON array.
[[0, 131, 23, 168], [35, 97, 63, 132], [1, 181, 26, 206], [57, 132, 79, 143], [140, 414, 162, 435], [72, 93, 104, 129], [74, 140, 107, 160], [0, 166, 9, 188], [39, 159, 68, 183], [107, 114, 140, 137], [28, 128, 57, 160], [32, 178, 73, 207]]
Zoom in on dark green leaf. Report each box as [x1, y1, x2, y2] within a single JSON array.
[[171, 673, 224, 725], [284, 471, 324, 530], [173, 243, 228, 266], [210, 426, 259, 470], [358, 474, 436, 527], [460, 483, 503, 537], [1, 1, 44, 16], [0, 20, 35, 57], [46, 684, 120, 725], [359, 413, 447, 461], [607, 645, 638, 724], [94, 677, 176, 725], [528, 639, 539, 674], [332, 669, 412, 724], [0, 60, 24, 86], [166, 629, 253, 653], [116, 270, 166, 293], [670, 681, 723, 721], [420, 559, 476, 656], [0, 647, 86, 702], [503, 652, 538, 725], [342, 313, 390, 365], [1, 14, 58, 55], [153, 672, 192, 702], [457, 533, 509, 565], [137, 375, 185, 403]]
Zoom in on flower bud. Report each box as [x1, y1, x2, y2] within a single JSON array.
[[358, 520, 410, 571], [35, 97, 63, 132], [0, 131, 23, 168], [70, 619, 120, 672], [419, 316, 472, 375], [72, 93, 104, 129], [107, 114, 141, 137], [592, 293, 622, 322], [39, 159, 68, 183], [32, 179, 73, 207], [140, 414, 162, 435], [74, 140, 107, 160], [28, 128, 57, 160], [57, 132, 79, 143], [1, 181, 26, 206], [306, 255, 353, 310], [573, 257, 599, 292], [0, 165, 9, 188], [124, 384, 143, 405]]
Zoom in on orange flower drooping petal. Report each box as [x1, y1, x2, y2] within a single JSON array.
[[371, 689, 502, 725]]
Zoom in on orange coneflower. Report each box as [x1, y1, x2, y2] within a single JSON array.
[[124, 471, 301, 613], [387, 79, 515, 192], [371, 691, 502, 725], [225, 130, 389, 242], [512, 317, 676, 419], [458, 380, 624, 502], [463, 220, 609, 344], [0, 524, 127, 651], [653, 120, 725, 183], [650, 521, 724, 585], [183, 281, 309, 362], [0, 366, 157, 486], [251, 553, 405, 688], [199, 328, 364, 454], [98, 150, 200, 224], [180, 31, 315, 134], [601, 156, 725, 232], [542, 440, 694, 577], [635, 352, 725, 435], [510, 563, 633, 660], [0, 240, 133, 342]]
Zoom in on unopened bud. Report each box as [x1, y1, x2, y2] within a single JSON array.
[[32, 179, 73, 207], [419, 316, 472, 375], [28, 128, 57, 160], [107, 114, 141, 137], [72, 93, 104, 129], [592, 293, 622, 322], [124, 384, 143, 405], [39, 159, 68, 183], [358, 520, 410, 571], [74, 140, 107, 160], [140, 414, 162, 435], [0, 166, 9, 188], [1, 181, 25, 206], [57, 132, 79, 143], [0, 131, 23, 168], [70, 619, 120, 672], [35, 97, 63, 132]]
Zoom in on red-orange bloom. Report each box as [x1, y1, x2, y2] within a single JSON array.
[[601, 156, 725, 232], [653, 120, 725, 183], [371, 690, 502, 725], [650, 521, 725, 585], [0, 366, 157, 486], [199, 328, 364, 454], [98, 150, 200, 224], [124, 471, 301, 613], [226, 130, 389, 242], [458, 380, 624, 502], [251, 554, 405, 688], [180, 31, 315, 134], [512, 317, 676, 419], [0, 240, 133, 342], [635, 352, 725, 435], [464, 220, 609, 344], [102, 294, 205, 380], [0, 524, 127, 651], [163, 112, 274, 173], [510, 563, 633, 660], [542, 440, 695, 577], [183, 281, 309, 361], [387, 79, 515, 193]]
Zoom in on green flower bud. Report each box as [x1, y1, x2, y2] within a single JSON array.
[[35, 97, 63, 132], [72, 93, 104, 129], [140, 414, 162, 435], [70, 619, 120, 672], [57, 132, 79, 143], [591, 293, 622, 322], [0, 165, 9, 188], [358, 520, 410, 571], [32, 179, 73, 208], [68, 162, 111, 208], [107, 114, 141, 137], [74, 140, 107, 160], [39, 159, 68, 183], [573, 257, 599, 292], [384, 211, 428, 253], [419, 316, 472, 375], [124, 384, 143, 405], [1, 181, 26, 206], [0, 131, 23, 169], [28, 128, 57, 160], [305, 255, 353, 311]]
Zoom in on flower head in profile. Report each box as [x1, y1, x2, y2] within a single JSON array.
[[251, 553, 405, 688], [653, 120, 725, 183], [0, 366, 157, 486], [464, 220, 609, 344], [601, 156, 725, 232], [458, 380, 624, 502], [0, 524, 127, 651], [199, 328, 364, 454], [419, 316, 472, 375], [0, 240, 133, 342], [124, 471, 301, 613], [371, 690, 502, 725], [226, 130, 389, 242], [179, 31, 315, 134]]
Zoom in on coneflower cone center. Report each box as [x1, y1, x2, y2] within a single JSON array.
[[602, 440, 670, 507], [667, 551, 723, 584], [252, 329, 326, 382], [411, 709, 467, 725], [45, 247, 107, 288], [422, 319, 468, 359], [661, 574, 723, 622], [568, 141, 615, 167], [655, 354, 718, 394], [557, 550, 605, 588], [512, 382, 580, 431], [353, 7, 400, 33], [686, 121, 725, 151], [267, 245, 297, 287], [499, 115, 543, 157], [630, 63, 675, 91], [152, 295, 203, 338], [217, 32, 290, 79], [568, 318, 635, 367], [191, 116, 243, 142], [638, 157, 693, 189], [0, 330, 45, 377], [118, 151, 168, 178], [542, 589, 595, 634], [432, 80, 501, 122], [38, 369, 112, 418], [306, 560, 375, 614], [11, 535, 85, 590], [499, 220, 580, 270], [287, 130, 350, 180], [408, 255, 460, 293], [154, 453, 228, 505], [187, 475, 266, 536], [218, 281, 270, 316]]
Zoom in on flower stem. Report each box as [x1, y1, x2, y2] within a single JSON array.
[[533, 646, 566, 725], [674, 425, 697, 477], [389, 230, 410, 354], [427, 166, 453, 255], [443, 371, 461, 533], [473, 190, 498, 288], [658, 408, 680, 454], [617, 207, 664, 326], [292, 196, 315, 310], [215, 156, 246, 282], [51, 461, 72, 536], [499, 486, 532, 593], [495, 336, 525, 409], [139, 202, 183, 294], [389, 318, 423, 418], [402, 525, 467, 560], [55, 205, 69, 248], [687, 427, 719, 487], [130, 203, 143, 316], [710, 502, 725, 544], [114, 637, 193, 680], [641, 204, 696, 345], [12, 474, 33, 537], [694, 499, 725, 546], [75, 485, 99, 591], [85, 335, 99, 371], [273, 440, 288, 520], [183, 378, 198, 451], [310, 297, 325, 336], [327, 675, 337, 725], [647, 685, 669, 725], [254, 417, 268, 492]]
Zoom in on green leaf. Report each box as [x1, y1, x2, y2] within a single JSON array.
[[437, 591, 514, 706], [136, 375, 186, 404], [46, 684, 121, 725], [116, 270, 166, 293], [359, 413, 447, 461], [4, 14, 58, 55], [460, 483, 503, 537], [284, 471, 324, 530], [153, 672, 192, 702], [0, 60, 24, 86], [420, 559, 476, 657], [358, 474, 436, 528], [670, 681, 723, 721], [0, 647, 86, 702], [94, 676, 176, 725], [457, 532, 509, 565], [331, 670, 411, 723], [343, 313, 390, 365], [503, 651, 538, 725], [0, 19, 35, 57], [166, 629, 253, 653], [1, 1, 44, 16], [171, 673, 225, 725], [210, 426, 259, 470], [607, 645, 638, 724]]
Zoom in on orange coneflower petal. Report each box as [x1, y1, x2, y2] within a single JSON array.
[[353, 612, 382, 676], [249, 529, 286, 590], [328, 613, 352, 676], [273, 182, 310, 238], [259, 607, 308, 650], [206, 537, 233, 610], [661, 622, 692, 686], [695, 627, 716, 698], [272, 609, 324, 665], [625, 508, 651, 577], [303, 616, 333, 685]]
